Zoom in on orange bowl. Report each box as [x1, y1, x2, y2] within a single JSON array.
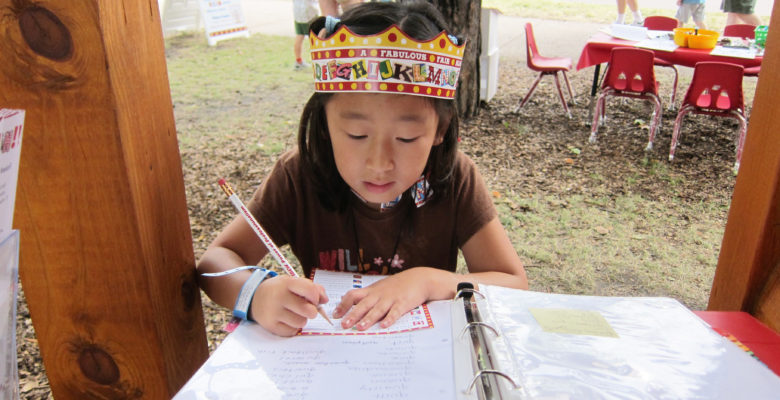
[[674, 28, 695, 47], [687, 30, 719, 49]]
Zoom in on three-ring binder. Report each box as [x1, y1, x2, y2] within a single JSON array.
[[456, 282, 519, 400]]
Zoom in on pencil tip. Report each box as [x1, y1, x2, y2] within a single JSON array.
[[319, 307, 334, 325]]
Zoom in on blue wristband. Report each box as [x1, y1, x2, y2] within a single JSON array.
[[233, 268, 277, 321]]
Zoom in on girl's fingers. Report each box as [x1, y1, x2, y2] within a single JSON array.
[[354, 298, 395, 331], [339, 292, 377, 329], [278, 306, 310, 329], [287, 278, 329, 305], [333, 288, 367, 319], [252, 277, 329, 334], [270, 320, 303, 337], [378, 303, 406, 329], [283, 293, 320, 320]]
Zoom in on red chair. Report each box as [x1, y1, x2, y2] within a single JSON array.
[[590, 47, 662, 151], [723, 24, 757, 39], [643, 16, 678, 31], [669, 62, 747, 172], [644, 16, 679, 107], [723, 24, 760, 77], [743, 65, 760, 77], [518, 22, 575, 118]]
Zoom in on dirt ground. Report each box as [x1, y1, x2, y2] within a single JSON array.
[[14, 31, 750, 400]]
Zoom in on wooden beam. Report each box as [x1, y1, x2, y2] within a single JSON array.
[[709, 1, 780, 333], [0, 0, 208, 398]]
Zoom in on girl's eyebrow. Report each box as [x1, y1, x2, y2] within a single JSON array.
[[339, 111, 369, 120], [397, 114, 426, 122], [338, 111, 426, 122]]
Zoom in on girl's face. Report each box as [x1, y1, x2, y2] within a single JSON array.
[[325, 93, 443, 208]]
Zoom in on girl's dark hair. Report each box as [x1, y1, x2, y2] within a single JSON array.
[[299, 1, 460, 212]]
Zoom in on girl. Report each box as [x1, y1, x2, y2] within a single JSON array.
[[197, 1, 528, 337]]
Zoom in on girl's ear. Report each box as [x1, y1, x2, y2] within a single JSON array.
[[434, 118, 450, 146]]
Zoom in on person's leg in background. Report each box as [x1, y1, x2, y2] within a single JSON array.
[[616, 0, 643, 25], [319, 0, 339, 16], [294, 21, 309, 70], [615, 0, 627, 24], [692, 3, 707, 29], [723, 0, 762, 26]]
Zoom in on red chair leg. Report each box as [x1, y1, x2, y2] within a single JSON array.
[[646, 94, 663, 151], [590, 92, 608, 143], [669, 65, 678, 108], [732, 110, 748, 173], [562, 71, 575, 104], [553, 73, 572, 118], [518, 72, 545, 111], [669, 105, 693, 161]]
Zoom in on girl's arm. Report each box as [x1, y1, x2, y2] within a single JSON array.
[[333, 217, 527, 330], [197, 216, 328, 336]]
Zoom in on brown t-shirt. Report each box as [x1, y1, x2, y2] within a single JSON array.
[[247, 149, 496, 276]]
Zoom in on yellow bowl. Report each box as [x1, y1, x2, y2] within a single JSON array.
[[687, 30, 719, 49], [674, 28, 695, 47]]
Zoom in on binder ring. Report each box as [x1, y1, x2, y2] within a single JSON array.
[[465, 369, 520, 394], [454, 287, 486, 300], [459, 321, 499, 339]]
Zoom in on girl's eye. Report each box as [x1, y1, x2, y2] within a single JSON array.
[[347, 134, 367, 140], [397, 137, 418, 143]]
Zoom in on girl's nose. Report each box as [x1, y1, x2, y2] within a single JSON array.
[[366, 137, 393, 174]]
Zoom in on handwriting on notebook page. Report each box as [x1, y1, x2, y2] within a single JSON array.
[[242, 322, 453, 400]]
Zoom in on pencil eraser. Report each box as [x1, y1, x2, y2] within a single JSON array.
[[218, 178, 225, 186]]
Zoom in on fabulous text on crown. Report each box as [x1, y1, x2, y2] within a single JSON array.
[[309, 25, 466, 99]]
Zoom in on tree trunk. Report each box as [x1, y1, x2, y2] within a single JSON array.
[[422, 0, 482, 119]]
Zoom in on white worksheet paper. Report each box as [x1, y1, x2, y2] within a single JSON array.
[[301, 270, 433, 335], [174, 301, 455, 400]]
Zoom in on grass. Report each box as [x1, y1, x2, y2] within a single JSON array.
[[490, 190, 725, 309], [167, 32, 312, 150]]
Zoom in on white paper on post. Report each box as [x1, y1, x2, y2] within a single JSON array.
[[0, 110, 24, 241]]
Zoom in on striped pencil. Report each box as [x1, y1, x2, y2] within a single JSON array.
[[218, 178, 333, 325]]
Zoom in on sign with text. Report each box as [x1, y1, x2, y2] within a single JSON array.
[[200, 0, 250, 46]]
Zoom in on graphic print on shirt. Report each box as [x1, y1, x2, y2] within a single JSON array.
[[317, 247, 404, 275]]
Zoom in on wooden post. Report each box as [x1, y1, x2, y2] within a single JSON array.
[[0, 0, 208, 398], [709, 2, 780, 332]]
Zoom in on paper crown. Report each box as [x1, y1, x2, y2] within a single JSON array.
[[309, 24, 465, 99]]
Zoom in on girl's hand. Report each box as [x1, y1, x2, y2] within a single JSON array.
[[332, 267, 451, 331], [250, 276, 329, 336]]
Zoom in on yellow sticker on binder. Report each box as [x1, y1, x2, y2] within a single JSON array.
[[529, 308, 619, 338]]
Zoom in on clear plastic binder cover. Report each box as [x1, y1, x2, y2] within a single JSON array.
[[480, 285, 780, 400]]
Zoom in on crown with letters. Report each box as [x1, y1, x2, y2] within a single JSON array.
[[309, 24, 465, 99]]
